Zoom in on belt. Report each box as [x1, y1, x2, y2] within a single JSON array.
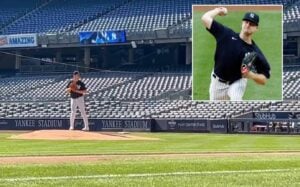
[[212, 73, 232, 85]]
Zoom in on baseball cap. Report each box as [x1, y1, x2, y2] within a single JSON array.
[[73, 71, 80, 75], [242, 12, 259, 26]]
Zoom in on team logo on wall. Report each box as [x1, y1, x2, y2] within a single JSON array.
[[168, 120, 177, 129]]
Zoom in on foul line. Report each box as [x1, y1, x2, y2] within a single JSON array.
[[0, 168, 299, 182]]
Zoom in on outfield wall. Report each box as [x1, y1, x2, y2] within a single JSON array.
[[154, 119, 228, 133], [0, 118, 228, 133], [0, 118, 153, 132], [0, 112, 299, 134]]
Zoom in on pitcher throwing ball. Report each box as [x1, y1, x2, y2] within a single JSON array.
[[201, 7, 271, 101], [66, 71, 89, 131]]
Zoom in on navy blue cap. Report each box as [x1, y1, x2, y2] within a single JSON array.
[[243, 12, 259, 26]]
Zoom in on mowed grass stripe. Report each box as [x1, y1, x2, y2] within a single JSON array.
[[0, 133, 299, 156], [1, 169, 300, 187], [1, 168, 299, 182], [0, 156, 300, 178]]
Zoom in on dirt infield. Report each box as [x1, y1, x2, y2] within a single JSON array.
[[1, 152, 300, 165], [9, 130, 159, 141]]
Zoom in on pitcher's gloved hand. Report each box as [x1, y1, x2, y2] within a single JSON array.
[[241, 52, 257, 77]]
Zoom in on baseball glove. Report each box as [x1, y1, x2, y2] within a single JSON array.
[[68, 81, 77, 93], [241, 52, 257, 74]]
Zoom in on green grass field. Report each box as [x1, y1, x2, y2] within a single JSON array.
[[0, 132, 300, 186], [192, 10, 282, 100]]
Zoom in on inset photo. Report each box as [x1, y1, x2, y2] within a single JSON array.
[[192, 5, 283, 101]]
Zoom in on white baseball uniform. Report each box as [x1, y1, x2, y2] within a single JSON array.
[[209, 72, 247, 101], [67, 80, 89, 130]]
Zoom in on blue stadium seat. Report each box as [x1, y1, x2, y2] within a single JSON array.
[[3, 0, 127, 34]]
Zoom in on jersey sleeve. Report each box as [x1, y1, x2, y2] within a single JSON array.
[[207, 20, 228, 41], [79, 81, 87, 90], [255, 53, 271, 79]]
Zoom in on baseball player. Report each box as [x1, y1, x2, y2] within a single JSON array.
[[201, 7, 271, 101], [66, 71, 89, 131]]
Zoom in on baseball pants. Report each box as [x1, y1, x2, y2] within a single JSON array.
[[70, 96, 89, 129], [209, 73, 247, 101]]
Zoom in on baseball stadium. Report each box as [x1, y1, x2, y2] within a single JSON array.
[[0, 0, 299, 186]]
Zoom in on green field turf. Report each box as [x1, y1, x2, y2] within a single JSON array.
[[0, 133, 300, 156], [0, 156, 300, 186], [192, 10, 282, 100], [0, 132, 299, 186]]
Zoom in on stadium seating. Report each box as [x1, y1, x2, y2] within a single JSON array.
[[0, 0, 293, 34], [0, 100, 271, 119], [260, 100, 300, 111], [114, 64, 191, 73], [0, 70, 285, 120], [282, 1, 300, 26], [0, 0, 45, 28], [283, 70, 300, 99], [3, 0, 128, 34], [155, 101, 270, 119], [92, 73, 191, 101], [0, 75, 60, 100], [284, 2, 300, 23], [5, 72, 136, 101], [3, 0, 208, 34], [74, 0, 196, 33], [0, 71, 191, 102], [0, 0, 299, 123]]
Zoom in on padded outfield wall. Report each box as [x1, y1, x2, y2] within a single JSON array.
[[0, 118, 228, 133], [0, 111, 299, 134]]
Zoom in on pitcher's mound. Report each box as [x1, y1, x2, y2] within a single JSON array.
[[10, 130, 159, 141]]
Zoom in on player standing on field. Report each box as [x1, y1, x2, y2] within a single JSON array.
[[201, 7, 271, 101], [66, 71, 89, 131]]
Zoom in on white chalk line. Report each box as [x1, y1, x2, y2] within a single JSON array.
[[0, 168, 300, 182]]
